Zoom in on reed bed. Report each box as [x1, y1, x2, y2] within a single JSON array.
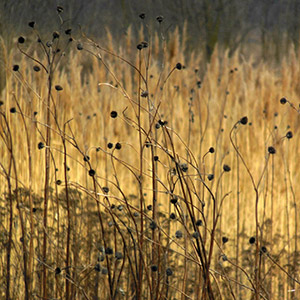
[[0, 18, 300, 300]]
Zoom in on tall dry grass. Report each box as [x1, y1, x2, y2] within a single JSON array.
[[0, 23, 300, 300]]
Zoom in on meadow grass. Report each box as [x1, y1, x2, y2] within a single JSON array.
[[0, 20, 300, 300]]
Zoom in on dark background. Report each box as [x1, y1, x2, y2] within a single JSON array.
[[0, 0, 299, 61]]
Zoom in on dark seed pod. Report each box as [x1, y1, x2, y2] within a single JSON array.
[[268, 146, 276, 154], [107, 142, 113, 149], [65, 28, 72, 35], [209, 147, 215, 153], [175, 230, 183, 239], [38, 142, 45, 149], [33, 65, 40, 72], [115, 143, 122, 150], [222, 237, 229, 244], [55, 267, 61, 275], [151, 265, 158, 272], [56, 180, 62, 185], [192, 231, 199, 239], [208, 174, 214, 181], [55, 85, 63, 91], [89, 169, 96, 176], [110, 111, 118, 118], [170, 197, 178, 204], [18, 36, 25, 44], [103, 187, 109, 193], [139, 13, 146, 19], [166, 268, 173, 276], [196, 219, 202, 226], [137, 44, 143, 50], [280, 97, 287, 104], [57, 6, 64, 13], [28, 21, 35, 28], [156, 15, 164, 23], [77, 43, 83, 50], [154, 156, 159, 161], [149, 221, 157, 230], [53, 31, 60, 39], [261, 246, 267, 253], [13, 65, 19, 72], [249, 237, 255, 244], [240, 116, 248, 125], [286, 131, 293, 139], [94, 264, 101, 272], [105, 247, 113, 255], [170, 213, 176, 219], [83, 155, 90, 162], [223, 164, 231, 172], [147, 205, 152, 211], [176, 62, 182, 70]]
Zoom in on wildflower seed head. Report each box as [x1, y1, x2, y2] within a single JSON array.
[[180, 163, 188, 172], [83, 155, 90, 162], [53, 31, 60, 39], [196, 219, 202, 226], [57, 5, 63, 13], [55, 267, 61, 275], [268, 146, 276, 154], [65, 28, 72, 35], [156, 15, 164, 23], [56, 180, 62, 185], [280, 97, 287, 104], [77, 43, 83, 50], [33, 65, 40, 72], [170, 213, 176, 219], [137, 43, 143, 50], [151, 265, 158, 272], [155, 123, 161, 129], [261, 246, 267, 253], [115, 252, 123, 260], [105, 247, 113, 255], [46, 41, 52, 47], [18, 36, 25, 44], [55, 85, 63, 91], [28, 21, 35, 28], [141, 90, 149, 97], [158, 119, 165, 126], [149, 220, 157, 230], [133, 212, 139, 217], [89, 169, 96, 176], [0, 101, 3, 106], [209, 147, 215, 153], [222, 237, 229, 244], [240, 116, 248, 125], [208, 174, 214, 181], [139, 13, 146, 19], [176, 62, 182, 70], [110, 111, 118, 118], [249, 237, 255, 244], [286, 131, 293, 139], [166, 268, 173, 276], [38, 142, 44, 149], [175, 230, 183, 238], [103, 187, 109, 193], [101, 268, 108, 275], [223, 164, 231, 172], [147, 205, 152, 211], [13, 65, 19, 72], [141, 41, 148, 48], [10, 107, 17, 113], [115, 142, 122, 150], [107, 142, 113, 149], [222, 255, 228, 261], [154, 156, 159, 161], [192, 231, 199, 239], [170, 197, 178, 204], [94, 264, 101, 272]]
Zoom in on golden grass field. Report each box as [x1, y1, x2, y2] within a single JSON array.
[[0, 28, 300, 300]]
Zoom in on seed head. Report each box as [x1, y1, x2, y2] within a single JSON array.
[[166, 268, 173, 276], [55, 85, 63, 91], [57, 6, 63, 13], [18, 36, 25, 44], [208, 174, 214, 181], [10, 107, 16, 113], [103, 187, 109, 193], [196, 219, 202, 226], [65, 28, 72, 35], [151, 265, 158, 272], [170, 197, 178, 204], [280, 97, 287, 104], [55, 267, 61, 275], [240, 116, 248, 125], [149, 220, 157, 230], [28, 21, 35, 28], [89, 169, 96, 176], [115, 142, 122, 150], [105, 247, 113, 255], [154, 156, 159, 161], [56, 180, 62, 185], [170, 213, 176, 219], [13, 65, 19, 72], [0, 101, 3, 106], [115, 252, 123, 260], [176, 62, 182, 70], [53, 31, 60, 39], [38, 142, 44, 149], [156, 15, 164, 23], [223, 164, 231, 172], [249, 237, 255, 244], [141, 90, 149, 97], [110, 111, 118, 118], [94, 264, 101, 272], [33, 65, 40, 72], [222, 237, 228, 244], [286, 131, 293, 139], [147, 205, 152, 211], [139, 13, 146, 19], [83, 155, 90, 162], [261, 246, 267, 253], [209, 147, 215, 153], [107, 142, 113, 149], [268, 146, 276, 154], [192, 231, 199, 239], [175, 230, 183, 238], [137, 44, 143, 50], [77, 43, 83, 50]]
